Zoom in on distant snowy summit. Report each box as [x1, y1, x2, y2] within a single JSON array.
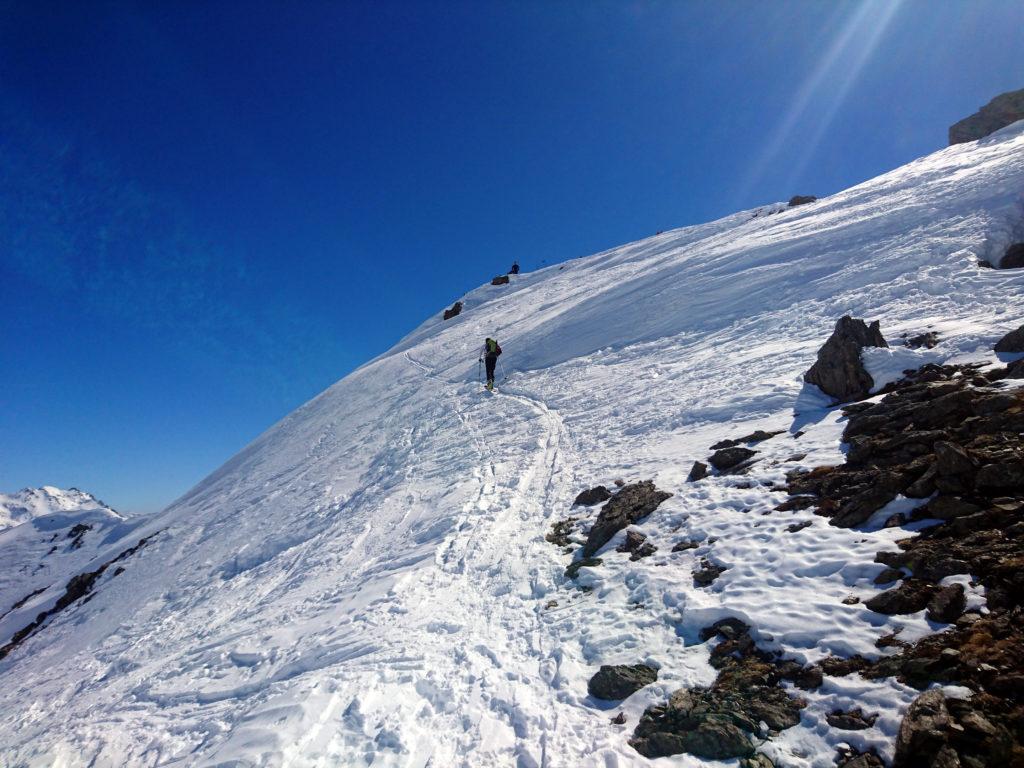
[[0, 486, 123, 531]]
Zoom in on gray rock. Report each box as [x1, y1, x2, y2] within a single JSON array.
[[490, 274, 510, 286], [442, 301, 463, 320], [893, 690, 951, 767], [948, 88, 1024, 144], [804, 316, 888, 402], [865, 579, 936, 615], [581, 481, 672, 557], [994, 323, 1024, 352], [588, 663, 658, 700], [934, 441, 976, 476]]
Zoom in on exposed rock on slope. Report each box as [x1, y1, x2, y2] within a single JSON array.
[[804, 316, 888, 402], [580, 481, 671, 557], [949, 87, 1024, 144]]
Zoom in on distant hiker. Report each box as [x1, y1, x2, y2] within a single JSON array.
[[480, 337, 502, 390], [509, 261, 520, 275]]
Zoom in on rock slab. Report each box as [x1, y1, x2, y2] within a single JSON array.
[[804, 316, 888, 402]]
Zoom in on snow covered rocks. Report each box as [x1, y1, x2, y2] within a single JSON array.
[[804, 315, 888, 402], [630, 620, 806, 760], [948, 86, 1024, 144], [580, 480, 671, 557]]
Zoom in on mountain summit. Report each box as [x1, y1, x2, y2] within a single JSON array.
[[2, 121, 1023, 766]]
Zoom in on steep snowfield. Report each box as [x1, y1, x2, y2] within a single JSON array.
[[1, 123, 1023, 767]]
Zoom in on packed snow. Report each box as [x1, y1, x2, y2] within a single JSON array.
[[1, 121, 1023, 767]]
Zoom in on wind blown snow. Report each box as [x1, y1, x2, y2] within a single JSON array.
[[1, 122, 1023, 767]]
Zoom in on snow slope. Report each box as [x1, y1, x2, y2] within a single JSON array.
[[0, 486, 120, 531], [1, 122, 1023, 767]]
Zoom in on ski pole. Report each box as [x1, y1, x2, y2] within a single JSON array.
[[499, 358, 507, 383], [478, 357, 482, 383]]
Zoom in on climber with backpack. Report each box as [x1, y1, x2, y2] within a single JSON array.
[[509, 261, 520, 275], [480, 337, 502, 391]]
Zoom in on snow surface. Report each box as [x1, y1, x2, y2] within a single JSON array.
[[1, 122, 1024, 767]]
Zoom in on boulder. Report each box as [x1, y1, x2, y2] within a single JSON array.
[[906, 331, 939, 349], [588, 663, 658, 700], [804, 316, 888, 402], [827, 707, 878, 730], [693, 559, 727, 586], [948, 88, 1024, 144], [573, 486, 612, 506], [788, 195, 817, 207], [617, 529, 657, 560], [564, 557, 602, 579], [1000, 243, 1024, 269], [490, 275, 510, 286], [994, 322, 1024, 352], [581, 481, 672, 557], [442, 301, 463, 320], [709, 447, 757, 471]]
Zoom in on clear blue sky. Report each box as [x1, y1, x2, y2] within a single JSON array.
[[1, 0, 1021, 514]]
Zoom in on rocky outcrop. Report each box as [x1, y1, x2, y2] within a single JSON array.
[[949, 87, 1024, 144], [588, 664, 658, 700], [905, 331, 939, 349], [710, 430, 784, 450], [788, 195, 817, 207], [994, 323, 1024, 353], [442, 301, 463, 320], [804, 316, 888, 402], [631, 620, 806, 759], [491, 275, 510, 286], [581, 481, 672, 557], [1001, 243, 1024, 270]]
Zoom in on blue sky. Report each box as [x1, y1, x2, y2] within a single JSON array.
[[1, 0, 1021, 514]]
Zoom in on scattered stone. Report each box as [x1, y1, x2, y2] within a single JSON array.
[[588, 663, 658, 700], [836, 746, 885, 768], [490, 274, 510, 285], [693, 558, 727, 587], [573, 486, 612, 506], [687, 461, 709, 482], [741, 754, 775, 768], [610, 712, 627, 725], [827, 707, 878, 730], [788, 195, 817, 207], [993, 323, 1024, 353], [564, 557, 602, 580], [842, 595, 861, 605], [786, 520, 813, 533], [709, 447, 757, 472], [581, 481, 672, 557], [545, 517, 578, 548], [442, 301, 463, 320], [617, 530, 657, 561], [544, 600, 558, 610], [614, 478, 625, 487], [804, 315, 888, 402], [948, 87, 1024, 144]]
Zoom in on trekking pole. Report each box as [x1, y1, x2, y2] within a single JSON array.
[[478, 357, 482, 383], [499, 358, 507, 383]]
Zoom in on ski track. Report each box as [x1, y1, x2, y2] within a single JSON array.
[[1, 122, 1024, 766]]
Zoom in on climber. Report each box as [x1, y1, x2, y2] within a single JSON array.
[[509, 261, 520, 275], [480, 337, 502, 391]]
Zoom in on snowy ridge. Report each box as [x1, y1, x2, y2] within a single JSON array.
[[0, 486, 121, 531], [0, 122, 1023, 766]]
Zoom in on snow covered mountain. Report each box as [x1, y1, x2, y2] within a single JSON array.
[[1, 122, 1023, 767], [0, 486, 120, 531]]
